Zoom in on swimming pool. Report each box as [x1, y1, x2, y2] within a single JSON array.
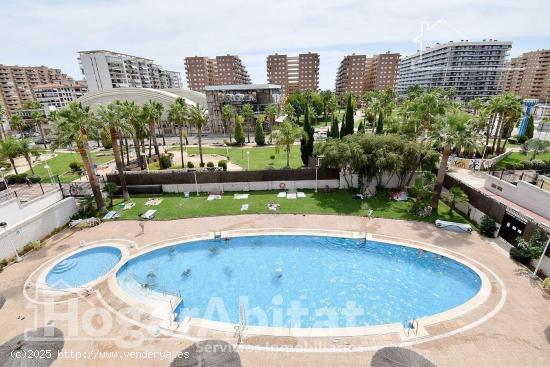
[[116, 235, 482, 328], [46, 246, 122, 289]]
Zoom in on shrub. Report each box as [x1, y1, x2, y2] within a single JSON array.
[[206, 161, 214, 168], [270, 155, 275, 160], [510, 247, 532, 264], [0, 161, 11, 170], [507, 137, 518, 145], [479, 215, 497, 238], [516, 135, 528, 144], [199, 162, 205, 168], [5, 173, 28, 184], [530, 159, 546, 170], [255, 120, 265, 146], [234, 118, 245, 145], [217, 160, 227, 171], [159, 154, 172, 169], [69, 161, 82, 172], [27, 174, 41, 183], [510, 229, 546, 264], [521, 160, 533, 170], [505, 162, 523, 170], [186, 161, 194, 169]]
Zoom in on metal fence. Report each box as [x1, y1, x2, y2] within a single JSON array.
[[488, 170, 540, 186]]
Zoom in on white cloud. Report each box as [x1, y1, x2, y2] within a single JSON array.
[[2, 0, 549, 89]]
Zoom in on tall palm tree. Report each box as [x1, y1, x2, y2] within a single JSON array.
[[241, 103, 254, 143], [494, 93, 523, 154], [0, 104, 6, 140], [23, 100, 48, 149], [167, 98, 189, 168], [151, 101, 166, 146], [9, 113, 26, 137], [142, 101, 162, 158], [119, 100, 144, 169], [271, 120, 303, 168], [17, 138, 39, 174], [0, 136, 22, 174], [188, 104, 208, 166], [430, 111, 477, 209], [96, 102, 130, 201], [467, 97, 484, 116], [221, 104, 235, 142], [265, 104, 278, 128], [51, 102, 107, 213]]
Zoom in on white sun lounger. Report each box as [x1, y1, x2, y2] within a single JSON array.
[[240, 204, 249, 211], [102, 211, 119, 220], [297, 192, 306, 198], [234, 193, 249, 200], [184, 192, 190, 198], [207, 194, 222, 201], [435, 219, 472, 233], [142, 210, 156, 220], [287, 193, 297, 199], [123, 202, 135, 210], [277, 192, 287, 198]]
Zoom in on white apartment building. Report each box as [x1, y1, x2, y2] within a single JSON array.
[[33, 82, 88, 111], [78, 50, 182, 92]]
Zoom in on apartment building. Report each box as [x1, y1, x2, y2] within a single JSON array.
[[184, 55, 250, 91], [78, 50, 182, 92], [266, 52, 320, 94], [335, 54, 367, 96], [0, 64, 74, 117], [364, 52, 400, 91], [501, 49, 550, 101], [396, 40, 512, 100], [33, 81, 88, 111]]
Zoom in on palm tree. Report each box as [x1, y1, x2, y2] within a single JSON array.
[[17, 138, 40, 174], [119, 101, 145, 169], [241, 103, 254, 143], [102, 182, 118, 208], [51, 102, 107, 213], [525, 138, 550, 160], [188, 104, 208, 166], [167, 98, 189, 168], [271, 120, 303, 168], [489, 93, 523, 154], [221, 104, 235, 142], [410, 171, 435, 206], [0, 104, 6, 139], [430, 111, 477, 209], [23, 100, 48, 149], [265, 104, 278, 128], [9, 113, 26, 137], [446, 186, 468, 215], [0, 136, 22, 174], [96, 102, 130, 201], [467, 97, 484, 116], [142, 101, 162, 158]]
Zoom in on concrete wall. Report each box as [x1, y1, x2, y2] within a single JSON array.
[[0, 192, 77, 261], [162, 179, 340, 193], [484, 175, 550, 220]]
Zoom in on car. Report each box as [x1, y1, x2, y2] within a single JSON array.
[[34, 138, 51, 145]]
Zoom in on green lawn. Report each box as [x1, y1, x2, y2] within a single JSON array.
[[492, 151, 550, 170], [169, 145, 303, 170], [110, 189, 469, 225], [29, 150, 115, 183]]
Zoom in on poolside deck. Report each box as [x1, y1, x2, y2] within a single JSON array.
[[0, 215, 549, 366]]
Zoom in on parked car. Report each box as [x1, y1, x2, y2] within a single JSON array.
[[34, 137, 51, 145]]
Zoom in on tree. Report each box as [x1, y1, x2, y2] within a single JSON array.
[[51, 102, 106, 213], [329, 115, 339, 138], [241, 103, 254, 143], [142, 100, 162, 158], [265, 104, 278, 129], [188, 104, 208, 165], [102, 182, 118, 208], [221, 104, 235, 142], [319, 90, 335, 120], [283, 103, 296, 123], [167, 98, 189, 168], [0, 136, 22, 174], [357, 120, 365, 133], [300, 105, 314, 165], [96, 102, 130, 201], [17, 138, 40, 174], [342, 94, 354, 137], [467, 97, 484, 115], [120, 101, 146, 169], [9, 113, 26, 137], [0, 104, 6, 139], [234, 115, 245, 145], [525, 113, 535, 139], [445, 186, 468, 215], [255, 115, 265, 146], [490, 93, 523, 154], [272, 120, 303, 168], [430, 111, 477, 209], [525, 138, 550, 160], [409, 172, 435, 206]]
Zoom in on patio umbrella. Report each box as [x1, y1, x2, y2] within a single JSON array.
[[0, 327, 64, 367], [170, 340, 242, 367], [0, 293, 5, 309], [371, 347, 436, 367]]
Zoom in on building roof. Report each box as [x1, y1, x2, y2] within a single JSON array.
[[32, 83, 74, 90], [204, 84, 281, 91], [78, 50, 154, 62], [402, 40, 513, 60]]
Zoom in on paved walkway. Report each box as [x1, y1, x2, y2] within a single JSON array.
[[0, 215, 549, 366]]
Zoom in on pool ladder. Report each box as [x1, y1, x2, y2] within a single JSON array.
[[234, 302, 247, 344], [404, 318, 419, 337]]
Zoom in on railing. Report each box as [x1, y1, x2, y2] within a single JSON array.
[[403, 318, 419, 337], [489, 170, 540, 186]]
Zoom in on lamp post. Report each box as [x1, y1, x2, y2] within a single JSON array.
[[0, 222, 22, 262], [193, 170, 199, 196], [0, 167, 8, 190], [315, 155, 324, 193], [43, 164, 54, 184], [532, 238, 550, 278], [141, 153, 149, 173], [246, 151, 250, 171]]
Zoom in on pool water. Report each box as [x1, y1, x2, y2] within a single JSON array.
[[46, 246, 122, 289], [116, 236, 481, 328]]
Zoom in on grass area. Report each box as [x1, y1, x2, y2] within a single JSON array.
[[169, 145, 303, 170], [111, 189, 469, 225], [492, 151, 550, 170], [28, 150, 114, 183]]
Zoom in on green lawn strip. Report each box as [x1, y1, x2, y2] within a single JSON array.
[[29, 150, 115, 183], [492, 151, 550, 171], [168, 146, 303, 170], [111, 189, 470, 225]]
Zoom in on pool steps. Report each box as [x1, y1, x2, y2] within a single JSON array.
[[50, 259, 78, 274]]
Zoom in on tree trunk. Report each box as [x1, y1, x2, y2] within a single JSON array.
[[491, 113, 502, 153], [25, 155, 34, 174], [110, 127, 130, 201], [124, 137, 130, 163], [496, 113, 507, 154], [160, 122, 166, 146], [247, 119, 251, 143], [197, 126, 204, 165], [431, 145, 451, 209], [133, 137, 143, 169], [10, 158, 18, 174], [78, 141, 106, 214], [179, 126, 185, 168], [37, 121, 47, 149], [119, 137, 125, 166], [149, 121, 160, 158]]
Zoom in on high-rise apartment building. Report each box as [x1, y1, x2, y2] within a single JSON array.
[[266, 52, 320, 94], [0, 64, 74, 117], [501, 49, 550, 101], [396, 40, 512, 100], [78, 50, 182, 92], [184, 55, 250, 91], [335, 52, 399, 96]]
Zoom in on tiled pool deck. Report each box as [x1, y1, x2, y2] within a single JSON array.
[[1, 214, 549, 366]]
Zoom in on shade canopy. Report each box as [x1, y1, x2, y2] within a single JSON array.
[[0, 327, 64, 367], [371, 347, 436, 367], [170, 340, 242, 367]]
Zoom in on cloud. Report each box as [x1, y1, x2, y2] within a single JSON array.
[[2, 0, 549, 89]]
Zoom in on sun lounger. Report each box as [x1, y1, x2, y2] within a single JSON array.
[[297, 192, 306, 198], [102, 211, 119, 220], [184, 192, 190, 198], [277, 192, 286, 198], [207, 194, 222, 201], [234, 193, 249, 200], [435, 219, 472, 233], [267, 203, 279, 212], [123, 202, 135, 210], [240, 204, 249, 211], [142, 210, 156, 220], [287, 193, 297, 199], [145, 198, 162, 206]]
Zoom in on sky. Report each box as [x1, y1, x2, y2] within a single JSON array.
[[2, 0, 549, 90]]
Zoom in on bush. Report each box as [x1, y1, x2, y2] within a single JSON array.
[[186, 161, 194, 169], [206, 161, 214, 168], [159, 154, 172, 169], [516, 135, 528, 144], [69, 161, 82, 173], [0, 161, 11, 170], [510, 247, 532, 264], [217, 160, 227, 171], [508, 137, 518, 145], [521, 160, 533, 170], [509, 229, 546, 264], [255, 120, 265, 146], [270, 155, 275, 160], [505, 162, 523, 170], [199, 162, 205, 168], [479, 215, 497, 238], [27, 174, 42, 183], [5, 173, 28, 184], [530, 159, 546, 170]]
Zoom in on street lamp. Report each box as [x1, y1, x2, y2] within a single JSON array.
[[193, 170, 199, 196], [43, 164, 54, 184], [246, 151, 250, 171], [315, 155, 324, 193], [0, 222, 22, 262]]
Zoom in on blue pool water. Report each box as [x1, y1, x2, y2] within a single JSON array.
[[46, 246, 122, 289], [116, 236, 481, 328]]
